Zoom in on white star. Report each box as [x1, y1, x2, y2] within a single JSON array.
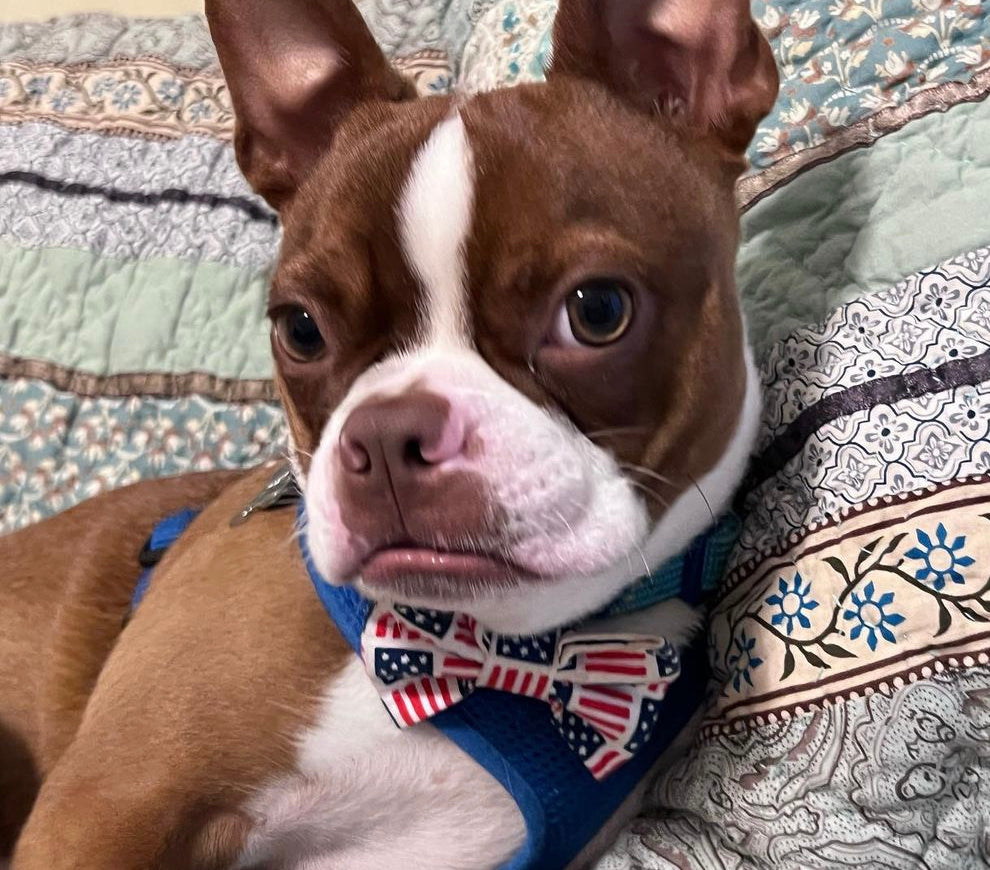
[[382, 653, 390, 660], [419, 654, 428, 665], [569, 730, 575, 739], [434, 623, 443, 632], [578, 746, 588, 757], [410, 666, 419, 674], [519, 646, 529, 656], [641, 723, 649, 732], [415, 613, 425, 624], [391, 663, 398, 671], [400, 654, 410, 664]]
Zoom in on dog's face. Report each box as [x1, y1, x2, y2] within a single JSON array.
[[208, 0, 778, 633]]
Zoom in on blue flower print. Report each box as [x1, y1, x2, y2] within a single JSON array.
[[187, 100, 214, 121], [502, 7, 520, 32], [427, 74, 453, 94], [843, 582, 905, 652], [25, 75, 51, 98], [112, 82, 142, 110], [905, 524, 975, 591], [727, 630, 763, 692], [50, 88, 76, 112], [765, 573, 819, 635], [155, 78, 185, 106]]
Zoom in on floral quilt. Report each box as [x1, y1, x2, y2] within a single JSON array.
[[2, 1, 990, 868]]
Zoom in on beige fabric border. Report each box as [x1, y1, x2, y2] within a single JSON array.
[[0, 355, 278, 403], [737, 69, 990, 211], [706, 477, 990, 734]]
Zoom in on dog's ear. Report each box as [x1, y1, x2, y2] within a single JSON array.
[[206, 0, 414, 208], [547, 0, 778, 160]]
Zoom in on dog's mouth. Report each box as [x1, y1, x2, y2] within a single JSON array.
[[359, 543, 540, 600]]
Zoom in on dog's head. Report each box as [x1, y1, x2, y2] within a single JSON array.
[[207, 0, 778, 633]]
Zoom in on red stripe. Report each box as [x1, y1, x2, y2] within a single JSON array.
[[443, 655, 477, 670], [582, 713, 625, 738], [590, 750, 619, 777], [421, 678, 441, 714], [404, 683, 428, 721], [391, 689, 415, 726], [535, 675, 549, 697], [589, 686, 634, 702], [519, 672, 533, 695], [585, 663, 648, 677], [503, 668, 519, 692], [578, 697, 631, 718], [586, 651, 645, 661], [439, 679, 454, 707], [375, 616, 389, 638], [487, 665, 501, 688]]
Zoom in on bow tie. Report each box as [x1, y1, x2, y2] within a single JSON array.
[[361, 603, 681, 780]]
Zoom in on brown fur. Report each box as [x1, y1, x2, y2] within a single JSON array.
[[1, 0, 779, 864], [3, 468, 350, 867]]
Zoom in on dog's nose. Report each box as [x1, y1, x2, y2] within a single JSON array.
[[338, 392, 466, 482]]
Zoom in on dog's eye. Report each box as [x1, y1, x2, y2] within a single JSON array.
[[552, 279, 634, 347], [275, 306, 326, 361]]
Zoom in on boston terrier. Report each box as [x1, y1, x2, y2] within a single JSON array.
[[0, 1, 777, 867]]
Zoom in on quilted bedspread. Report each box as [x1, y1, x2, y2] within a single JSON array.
[[2, 1, 990, 867]]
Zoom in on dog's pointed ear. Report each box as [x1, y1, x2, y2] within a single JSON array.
[[206, 0, 414, 208], [547, 0, 778, 160]]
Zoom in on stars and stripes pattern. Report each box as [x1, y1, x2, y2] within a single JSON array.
[[361, 603, 681, 780]]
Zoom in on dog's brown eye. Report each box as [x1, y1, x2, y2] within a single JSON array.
[[553, 279, 634, 347], [275, 306, 325, 361]]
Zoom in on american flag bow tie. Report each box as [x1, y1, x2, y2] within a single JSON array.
[[361, 603, 681, 780]]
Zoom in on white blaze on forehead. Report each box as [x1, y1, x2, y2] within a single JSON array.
[[398, 113, 476, 347]]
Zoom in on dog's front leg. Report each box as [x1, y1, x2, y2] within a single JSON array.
[[13, 470, 350, 870], [12, 764, 249, 870]]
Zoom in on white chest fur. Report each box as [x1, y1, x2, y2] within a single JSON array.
[[237, 657, 526, 870]]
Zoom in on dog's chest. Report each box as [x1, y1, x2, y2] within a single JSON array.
[[238, 658, 525, 870]]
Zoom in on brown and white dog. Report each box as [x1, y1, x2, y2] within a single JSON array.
[[0, 1, 777, 867]]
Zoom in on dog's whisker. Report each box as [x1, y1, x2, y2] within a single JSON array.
[[619, 463, 676, 489], [585, 425, 650, 442], [686, 471, 715, 522]]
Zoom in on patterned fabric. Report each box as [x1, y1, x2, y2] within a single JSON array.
[[751, 0, 990, 169], [598, 250, 990, 868], [0, 59, 235, 139], [362, 603, 681, 780], [741, 249, 990, 563], [600, 663, 990, 870], [456, 0, 990, 190], [0, 377, 286, 532]]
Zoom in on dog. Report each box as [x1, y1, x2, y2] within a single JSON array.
[[0, 1, 777, 867]]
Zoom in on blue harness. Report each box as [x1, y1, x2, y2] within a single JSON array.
[[135, 502, 737, 870]]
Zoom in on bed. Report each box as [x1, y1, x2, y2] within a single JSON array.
[[2, 1, 989, 866]]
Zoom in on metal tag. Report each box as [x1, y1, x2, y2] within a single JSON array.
[[230, 462, 301, 526]]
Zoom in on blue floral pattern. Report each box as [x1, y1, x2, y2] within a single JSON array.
[[0, 378, 287, 534], [727, 630, 764, 692], [843, 581, 906, 652], [765, 573, 820, 634], [905, 523, 976, 590]]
